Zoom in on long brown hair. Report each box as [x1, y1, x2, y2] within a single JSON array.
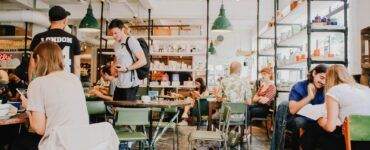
[[325, 64, 356, 92], [33, 41, 64, 77]]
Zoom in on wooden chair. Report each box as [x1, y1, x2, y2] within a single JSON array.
[[343, 115, 370, 150]]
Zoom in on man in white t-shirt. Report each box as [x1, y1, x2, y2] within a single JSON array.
[[108, 19, 147, 101]]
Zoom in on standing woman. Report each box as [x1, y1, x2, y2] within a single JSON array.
[[20, 41, 89, 149]]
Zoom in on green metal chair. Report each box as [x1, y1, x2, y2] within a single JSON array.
[[86, 101, 107, 123], [152, 107, 179, 149], [343, 115, 370, 150], [188, 106, 231, 150], [220, 102, 250, 149], [114, 108, 150, 150]]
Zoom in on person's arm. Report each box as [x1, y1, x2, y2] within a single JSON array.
[[244, 80, 253, 104], [289, 83, 316, 114], [258, 85, 277, 104], [28, 36, 39, 82], [20, 94, 46, 135], [73, 55, 81, 77], [126, 38, 147, 71], [72, 37, 81, 77], [93, 90, 113, 101], [319, 95, 339, 132], [28, 57, 35, 82], [27, 111, 46, 135]]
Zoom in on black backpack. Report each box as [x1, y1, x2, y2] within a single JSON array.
[[125, 37, 150, 80]]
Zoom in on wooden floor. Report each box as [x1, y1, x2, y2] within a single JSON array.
[[134, 122, 271, 150]]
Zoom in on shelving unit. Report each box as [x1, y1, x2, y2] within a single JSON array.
[[0, 22, 32, 71], [273, 0, 348, 92], [257, 0, 348, 106], [148, 36, 206, 91]]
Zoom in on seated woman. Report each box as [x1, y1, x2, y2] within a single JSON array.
[[20, 41, 89, 149], [315, 64, 370, 149], [180, 78, 208, 125], [249, 67, 276, 119], [89, 63, 118, 101]]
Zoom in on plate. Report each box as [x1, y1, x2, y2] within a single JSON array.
[[0, 114, 15, 120]]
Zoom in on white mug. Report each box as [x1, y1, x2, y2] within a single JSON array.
[[141, 95, 151, 103]]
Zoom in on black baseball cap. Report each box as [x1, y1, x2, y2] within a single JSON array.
[[49, 6, 71, 21]]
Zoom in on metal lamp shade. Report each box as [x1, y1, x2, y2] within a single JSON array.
[[212, 4, 232, 32], [79, 3, 99, 33]]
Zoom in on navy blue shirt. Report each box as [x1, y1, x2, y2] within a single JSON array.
[[289, 80, 325, 105]]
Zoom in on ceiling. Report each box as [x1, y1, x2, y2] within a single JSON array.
[[0, 0, 291, 31]]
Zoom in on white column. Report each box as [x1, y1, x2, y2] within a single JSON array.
[[348, 0, 370, 74]]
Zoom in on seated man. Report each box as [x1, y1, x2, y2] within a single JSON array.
[[218, 61, 252, 120], [287, 64, 327, 149]]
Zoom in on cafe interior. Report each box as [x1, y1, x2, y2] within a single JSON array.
[[0, 0, 370, 149]]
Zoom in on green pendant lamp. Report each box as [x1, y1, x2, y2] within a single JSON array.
[[212, 0, 232, 32], [79, 1, 99, 33], [208, 42, 216, 55]]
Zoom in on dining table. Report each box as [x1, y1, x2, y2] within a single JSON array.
[[105, 99, 191, 149], [0, 113, 28, 126]]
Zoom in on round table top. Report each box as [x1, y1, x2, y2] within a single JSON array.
[[0, 113, 28, 126], [105, 100, 192, 108]]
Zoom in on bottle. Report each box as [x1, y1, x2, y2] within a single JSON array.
[[313, 40, 321, 57]]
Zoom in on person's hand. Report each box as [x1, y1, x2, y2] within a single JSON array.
[[317, 117, 327, 127], [191, 91, 201, 99], [115, 65, 128, 73], [91, 90, 104, 98], [259, 97, 270, 104], [20, 94, 28, 109], [307, 83, 317, 100]]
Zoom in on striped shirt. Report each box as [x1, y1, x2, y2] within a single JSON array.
[[256, 83, 276, 105]]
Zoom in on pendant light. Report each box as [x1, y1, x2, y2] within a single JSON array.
[[79, 1, 99, 33], [208, 42, 216, 55], [212, 0, 232, 32]]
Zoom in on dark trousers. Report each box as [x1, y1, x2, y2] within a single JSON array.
[[113, 86, 139, 101], [11, 133, 41, 150], [249, 104, 270, 118], [286, 115, 316, 149], [301, 124, 344, 150]]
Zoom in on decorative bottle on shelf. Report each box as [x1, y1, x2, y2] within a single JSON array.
[[290, 0, 299, 11], [313, 40, 321, 58]]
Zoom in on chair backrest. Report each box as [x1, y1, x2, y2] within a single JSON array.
[[219, 106, 231, 133], [86, 101, 106, 115], [343, 115, 370, 150], [115, 108, 150, 126], [221, 102, 247, 115]]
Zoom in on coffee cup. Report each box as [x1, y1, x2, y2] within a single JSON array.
[[141, 95, 151, 103]]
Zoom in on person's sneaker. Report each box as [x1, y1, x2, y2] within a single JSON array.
[[178, 120, 188, 126]]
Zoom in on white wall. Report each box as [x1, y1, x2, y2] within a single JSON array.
[[208, 29, 253, 79], [348, 0, 370, 74]]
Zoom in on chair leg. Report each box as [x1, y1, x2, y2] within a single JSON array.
[[265, 120, 270, 139], [241, 125, 246, 149], [249, 124, 253, 144]]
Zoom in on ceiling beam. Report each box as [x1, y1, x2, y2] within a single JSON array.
[[138, 0, 153, 9]]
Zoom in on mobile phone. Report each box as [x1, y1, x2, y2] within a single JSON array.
[[16, 88, 27, 97]]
